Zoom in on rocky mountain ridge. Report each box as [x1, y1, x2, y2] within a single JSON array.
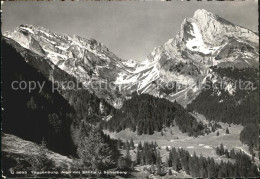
[[3, 9, 259, 107], [114, 9, 259, 105]]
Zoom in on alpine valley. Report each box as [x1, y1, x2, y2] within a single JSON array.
[[1, 9, 259, 178]]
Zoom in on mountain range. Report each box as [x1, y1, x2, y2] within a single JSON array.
[[1, 9, 259, 177], [4, 9, 258, 108]]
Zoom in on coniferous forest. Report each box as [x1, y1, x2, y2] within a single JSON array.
[[1, 37, 119, 176], [102, 93, 205, 137], [115, 139, 258, 178], [166, 146, 259, 178], [1, 39, 77, 156], [187, 67, 259, 151]]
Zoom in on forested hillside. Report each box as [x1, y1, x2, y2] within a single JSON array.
[[102, 93, 205, 137], [3, 37, 114, 123], [1, 38, 119, 173], [166, 147, 259, 178], [187, 67, 259, 151], [1, 39, 77, 156], [62, 89, 114, 122]]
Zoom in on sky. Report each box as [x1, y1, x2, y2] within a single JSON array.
[[2, 1, 258, 61]]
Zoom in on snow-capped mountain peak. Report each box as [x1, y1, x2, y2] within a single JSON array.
[[115, 9, 259, 106], [3, 9, 259, 108], [4, 24, 131, 107], [4, 24, 126, 76], [193, 9, 217, 21]]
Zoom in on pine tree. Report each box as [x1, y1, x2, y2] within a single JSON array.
[[154, 141, 158, 148], [180, 151, 189, 174], [197, 154, 207, 177], [29, 138, 52, 172], [138, 141, 142, 150], [230, 148, 236, 158], [199, 167, 207, 178], [207, 163, 214, 178], [176, 158, 182, 172], [156, 162, 161, 175], [131, 162, 135, 171], [148, 167, 152, 174], [219, 143, 225, 155], [40, 137, 47, 149], [156, 150, 162, 165], [130, 138, 134, 150], [136, 148, 141, 165], [117, 157, 130, 170], [188, 156, 195, 176], [168, 152, 173, 167], [172, 150, 182, 172], [218, 161, 226, 178], [226, 127, 230, 134], [207, 158, 216, 178], [165, 157, 169, 167], [224, 149, 229, 158], [216, 146, 220, 155], [216, 131, 220, 136], [250, 164, 259, 177], [126, 147, 131, 161], [212, 125, 216, 132], [168, 169, 172, 175], [125, 140, 130, 151], [251, 155, 255, 162], [206, 129, 210, 135], [227, 161, 234, 177], [117, 138, 121, 149], [249, 144, 254, 154], [151, 164, 155, 174], [191, 152, 200, 176], [77, 126, 114, 170]]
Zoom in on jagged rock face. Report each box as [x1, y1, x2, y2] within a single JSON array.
[[4, 9, 259, 107], [192, 9, 258, 45], [4, 24, 128, 81], [114, 9, 258, 106], [4, 25, 133, 107], [146, 9, 258, 67]]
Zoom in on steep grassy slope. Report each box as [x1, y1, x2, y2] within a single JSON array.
[[2, 133, 81, 178]]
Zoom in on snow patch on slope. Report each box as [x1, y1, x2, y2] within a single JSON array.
[[20, 27, 35, 34], [122, 59, 137, 68], [44, 49, 67, 64], [137, 65, 160, 91], [186, 23, 220, 54]]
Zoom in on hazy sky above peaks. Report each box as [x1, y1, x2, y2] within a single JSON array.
[[2, 1, 258, 61]]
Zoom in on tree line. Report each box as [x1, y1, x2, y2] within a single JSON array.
[[165, 146, 259, 178], [102, 93, 206, 137], [115, 138, 259, 177], [187, 67, 259, 153]]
